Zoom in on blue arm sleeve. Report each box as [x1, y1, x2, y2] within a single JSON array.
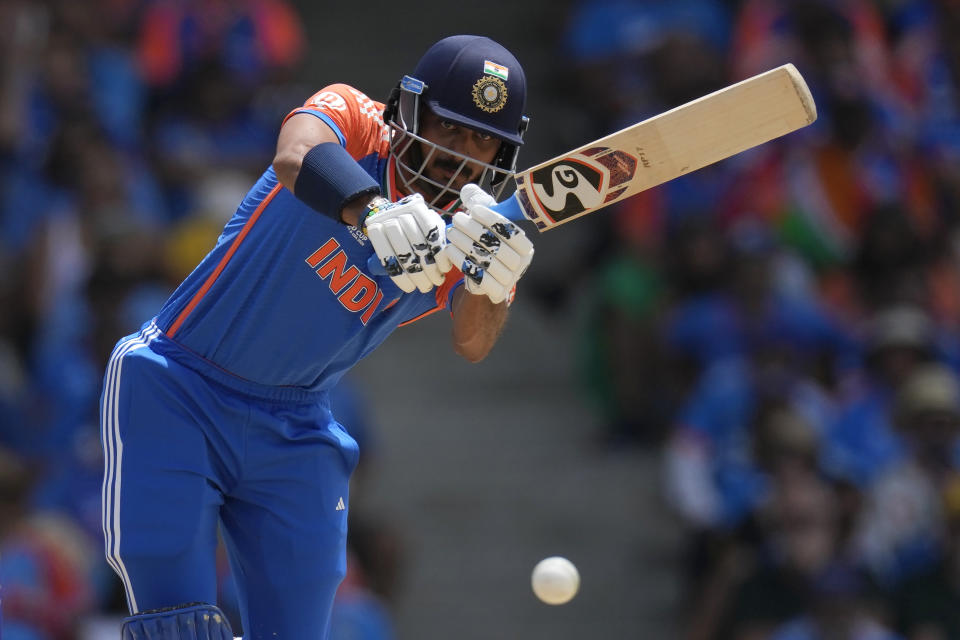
[[293, 142, 380, 223]]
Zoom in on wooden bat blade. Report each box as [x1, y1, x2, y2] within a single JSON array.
[[506, 63, 817, 231]]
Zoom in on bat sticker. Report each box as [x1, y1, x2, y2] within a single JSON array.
[[528, 156, 609, 222]]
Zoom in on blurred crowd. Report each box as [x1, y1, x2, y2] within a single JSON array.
[[562, 0, 960, 638], [0, 0, 399, 638], [6, 0, 960, 638]]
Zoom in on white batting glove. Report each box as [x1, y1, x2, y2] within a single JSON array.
[[364, 194, 453, 293], [445, 184, 534, 305]]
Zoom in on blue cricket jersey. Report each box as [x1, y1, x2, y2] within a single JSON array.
[[153, 84, 463, 391]]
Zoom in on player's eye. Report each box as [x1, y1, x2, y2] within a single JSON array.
[[476, 132, 493, 141], [440, 120, 456, 130]]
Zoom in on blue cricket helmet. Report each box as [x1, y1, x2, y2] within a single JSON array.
[[386, 35, 530, 209], [412, 35, 528, 144]]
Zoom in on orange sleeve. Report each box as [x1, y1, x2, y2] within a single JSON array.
[[437, 266, 465, 311], [281, 83, 386, 161]]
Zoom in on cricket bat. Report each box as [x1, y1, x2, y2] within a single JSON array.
[[368, 64, 815, 275], [493, 63, 816, 230]]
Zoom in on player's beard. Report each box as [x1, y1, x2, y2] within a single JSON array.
[[399, 142, 480, 205], [427, 154, 480, 193]]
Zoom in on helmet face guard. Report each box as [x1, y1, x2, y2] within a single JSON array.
[[386, 75, 529, 211], [384, 35, 529, 211]]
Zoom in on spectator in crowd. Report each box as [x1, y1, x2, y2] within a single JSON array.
[[821, 306, 939, 490], [891, 476, 960, 639], [0, 445, 98, 640], [769, 561, 899, 640], [686, 449, 843, 640], [851, 364, 960, 586]]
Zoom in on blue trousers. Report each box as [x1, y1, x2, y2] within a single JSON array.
[[100, 323, 359, 639]]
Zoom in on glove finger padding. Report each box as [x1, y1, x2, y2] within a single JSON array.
[[363, 193, 452, 293], [449, 184, 535, 305], [410, 206, 452, 278], [383, 218, 433, 293], [467, 206, 534, 265], [445, 243, 509, 305], [399, 214, 444, 287], [366, 222, 417, 293], [461, 183, 498, 209], [446, 227, 516, 286], [450, 212, 525, 272]]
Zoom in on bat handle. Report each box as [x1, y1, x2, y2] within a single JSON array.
[[489, 193, 526, 222], [365, 193, 526, 275]]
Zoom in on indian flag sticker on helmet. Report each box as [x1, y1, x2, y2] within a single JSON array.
[[472, 76, 508, 113], [483, 60, 509, 81]]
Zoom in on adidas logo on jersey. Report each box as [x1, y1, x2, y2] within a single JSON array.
[[336, 497, 346, 511]]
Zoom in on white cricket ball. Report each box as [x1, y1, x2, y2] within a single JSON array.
[[531, 556, 580, 605]]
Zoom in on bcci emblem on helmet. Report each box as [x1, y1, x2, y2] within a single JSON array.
[[472, 76, 507, 113]]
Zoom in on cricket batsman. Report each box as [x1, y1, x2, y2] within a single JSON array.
[[101, 35, 534, 639]]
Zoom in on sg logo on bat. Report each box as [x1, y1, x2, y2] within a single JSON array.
[[527, 155, 609, 223]]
